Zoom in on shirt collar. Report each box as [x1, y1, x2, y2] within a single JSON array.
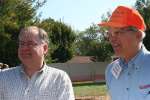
[[19, 63, 48, 77], [133, 45, 148, 69], [119, 45, 147, 69]]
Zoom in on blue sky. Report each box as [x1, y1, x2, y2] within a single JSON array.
[[38, 0, 136, 31]]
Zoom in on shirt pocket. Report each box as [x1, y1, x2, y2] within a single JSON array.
[[139, 88, 150, 100]]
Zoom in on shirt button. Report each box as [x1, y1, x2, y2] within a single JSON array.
[[128, 72, 131, 76], [126, 88, 130, 91], [135, 67, 138, 70], [25, 88, 30, 95]]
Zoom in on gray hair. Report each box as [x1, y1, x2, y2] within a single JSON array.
[[19, 26, 49, 44], [123, 26, 146, 40]]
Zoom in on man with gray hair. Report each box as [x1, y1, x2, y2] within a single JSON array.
[[0, 26, 75, 100], [98, 5, 150, 100]]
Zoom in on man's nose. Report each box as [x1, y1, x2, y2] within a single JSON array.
[[108, 33, 118, 42]]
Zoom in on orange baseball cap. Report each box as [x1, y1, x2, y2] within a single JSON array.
[[98, 6, 146, 31]]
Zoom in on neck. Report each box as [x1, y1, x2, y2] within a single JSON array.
[[123, 44, 142, 63], [23, 62, 44, 78]]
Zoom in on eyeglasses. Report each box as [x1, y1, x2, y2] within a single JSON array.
[[18, 41, 42, 47], [106, 27, 137, 38], [106, 30, 124, 38]]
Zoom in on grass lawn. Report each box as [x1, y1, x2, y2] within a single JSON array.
[[73, 82, 107, 97]]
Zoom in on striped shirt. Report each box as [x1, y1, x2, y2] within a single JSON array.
[[0, 64, 75, 100]]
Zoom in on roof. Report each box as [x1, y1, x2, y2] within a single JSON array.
[[67, 56, 95, 63]]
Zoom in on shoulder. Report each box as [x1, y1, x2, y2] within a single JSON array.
[[141, 46, 150, 59], [139, 49, 150, 65], [143, 50, 150, 58], [45, 66, 74, 99], [45, 65, 71, 81], [46, 65, 68, 75], [138, 50, 150, 71], [0, 66, 19, 75], [0, 66, 20, 83]]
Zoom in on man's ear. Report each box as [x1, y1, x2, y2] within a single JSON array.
[[136, 31, 143, 41], [43, 43, 48, 55]]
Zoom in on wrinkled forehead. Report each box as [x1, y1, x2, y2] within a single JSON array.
[[19, 28, 40, 42], [108, 27, 122, 32]]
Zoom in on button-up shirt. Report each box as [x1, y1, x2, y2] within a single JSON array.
[[106, 46, 150, 100], [0, 64, 75, 100]]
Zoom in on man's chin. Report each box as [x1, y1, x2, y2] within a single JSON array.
[[114, 52, 121, 57], [20, 58, 32, 64], [20, 55, 32, 59]]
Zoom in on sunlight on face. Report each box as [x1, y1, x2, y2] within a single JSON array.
[[108, 27, 138, 59], [18, 27, 46, 66]]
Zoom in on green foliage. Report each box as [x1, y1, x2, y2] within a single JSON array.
[[51, 45, 73, 63], [38, 18, 76, 63], [76, 24, 113, 61], [135, 0, 150, 50]]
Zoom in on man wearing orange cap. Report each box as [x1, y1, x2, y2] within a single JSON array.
[[98, 5, 150, 100]]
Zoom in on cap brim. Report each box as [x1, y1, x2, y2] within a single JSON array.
[[98, 22, 127, 28]]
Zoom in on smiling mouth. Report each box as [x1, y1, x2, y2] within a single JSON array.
[[112, 43, 122, 52], [112, 43, 120, 48], [21, 53, 32, 58]]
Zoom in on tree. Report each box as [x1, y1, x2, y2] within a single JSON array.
[[76, 24, 113, 61], [135, 0, 150, 50], [76, 24, 100, 55], [38, 18, 76, 63]]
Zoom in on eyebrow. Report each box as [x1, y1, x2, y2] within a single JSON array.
[[19, 40, 38, 43]]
